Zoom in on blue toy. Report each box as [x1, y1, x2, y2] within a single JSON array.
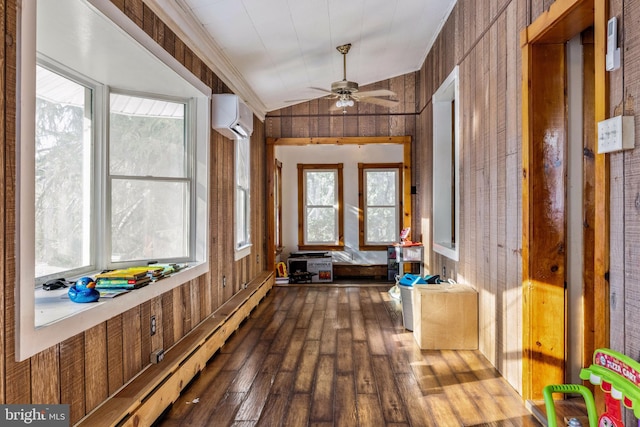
[[68, 276, 100, 303]]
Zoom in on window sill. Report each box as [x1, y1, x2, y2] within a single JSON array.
[[298, 244, 344, 252], [234, 244, 252, 261], [20, 262, 208, 361]]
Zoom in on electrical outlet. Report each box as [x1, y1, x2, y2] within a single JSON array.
[[150, 348, 164, 364], [598, 115, 635, 153], [223, 276, 227, 287], [150, 315, 156, 336]]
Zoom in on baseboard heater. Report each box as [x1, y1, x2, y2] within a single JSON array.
[[77, 271, 274, 427]]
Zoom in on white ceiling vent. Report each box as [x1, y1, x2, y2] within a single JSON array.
[[211, 94, 253, 140]]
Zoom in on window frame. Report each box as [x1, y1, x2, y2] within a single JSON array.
[[107, 89, 196, 266], [274, 159, 283, 253], [432, 66, 460, 261], [358, 163, 403, 250], [297, 163, 344, 251], [234, 136, 252, 260], [34, 59, 101, 282]]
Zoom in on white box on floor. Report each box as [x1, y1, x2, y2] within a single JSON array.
[[412, 283, 478, 350]]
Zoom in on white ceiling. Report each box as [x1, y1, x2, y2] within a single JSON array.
[[145, 0, 456, 118]]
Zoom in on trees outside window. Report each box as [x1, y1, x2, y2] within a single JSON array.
[[109, 92, 191, 263], [297, 164, 344, 251], [35, 64, 197, 282], [35, 65, 93, 278], [358, 163, 403, 250]]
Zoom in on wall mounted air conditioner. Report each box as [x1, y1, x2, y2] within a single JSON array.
[[211, 94, 254, 139]]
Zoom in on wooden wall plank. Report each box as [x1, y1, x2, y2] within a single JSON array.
[[489, 22, 500, 368], [622, 0, 640, 369], [87, 323, 109, 412], [31, 347, 59, 404], [495, 10, 508, 379], [140, 300, 152, 369], [107, 315, 124, 394], [60, 335, 86, 425], [607, 0, 624, 357], [122, 307, 143, 382], [0, 0, 7, 407]]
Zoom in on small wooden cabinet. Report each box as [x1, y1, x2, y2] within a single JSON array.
[[412, 284, 478, 350]]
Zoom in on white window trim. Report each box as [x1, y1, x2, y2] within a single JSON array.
[[16, 0, 211, 361], [234, 136, 252, 260], [432, 66, 460, 261]]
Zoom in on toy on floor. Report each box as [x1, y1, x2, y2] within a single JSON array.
[[543, 348, 640, 427], [68, 276, 100, 303]]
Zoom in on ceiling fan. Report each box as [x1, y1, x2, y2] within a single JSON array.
[[310, 43, 399, 112]]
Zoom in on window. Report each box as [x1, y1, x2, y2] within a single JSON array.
[[17, 0, 211, 361], [358, 163, 403, 250], [274, 159, 283, 252], [109, 92, 193, 263], [297, 164, 344, 250], [34, 69, 197, 282], [235, 136, 251, 259], [433, 66, 460, 261], [35, 65, 94, 279]]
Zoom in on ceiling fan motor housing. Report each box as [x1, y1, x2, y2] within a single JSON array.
[[331, 80, 359, 94]]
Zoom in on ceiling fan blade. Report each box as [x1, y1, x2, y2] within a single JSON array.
[[357, 97, 400, 108], [353, 89, 396, 98], [309, 86, 334, 94]]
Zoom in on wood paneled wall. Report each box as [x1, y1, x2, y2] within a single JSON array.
[[609, 0, 640, 380], [0, 0, 266, 423], [416, 0, 529, 392]]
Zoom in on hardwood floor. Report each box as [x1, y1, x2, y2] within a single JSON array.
[[155, 284, 541, 426]]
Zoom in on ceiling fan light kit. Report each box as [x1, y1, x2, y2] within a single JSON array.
[[335, 98, 355, 108]]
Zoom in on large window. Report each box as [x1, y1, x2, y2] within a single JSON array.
[[297, 164, 344, 250], [235, 136, 251, 258], [17, 0, 211, 361], [358, 163, 403, 250], [34, 67, 196, 282]]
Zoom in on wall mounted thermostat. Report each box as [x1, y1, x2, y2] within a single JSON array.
[[606, 17, 621, 71], [597, 115, 634, 153]]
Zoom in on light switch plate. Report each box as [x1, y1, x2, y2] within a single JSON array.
[[597, 115, 635, 154]]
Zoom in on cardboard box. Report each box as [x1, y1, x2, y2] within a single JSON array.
[[412, 284, 478, 350]]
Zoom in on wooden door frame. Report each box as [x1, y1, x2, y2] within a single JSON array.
[[521, 0, 608, 400], [265, 136, 412, 270]]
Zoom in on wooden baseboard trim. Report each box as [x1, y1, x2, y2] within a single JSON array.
[[77, 271, 274, 427]]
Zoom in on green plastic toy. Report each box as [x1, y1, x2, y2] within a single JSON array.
[[544, 348, 640, 427]]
